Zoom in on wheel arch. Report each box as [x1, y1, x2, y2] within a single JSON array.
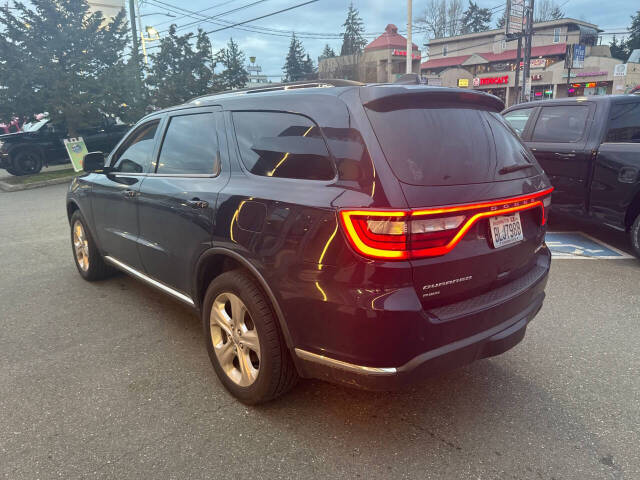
[[194, 248, 295, 350]]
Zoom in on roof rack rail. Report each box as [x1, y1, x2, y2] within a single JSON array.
[[189, 79, 364, 103]]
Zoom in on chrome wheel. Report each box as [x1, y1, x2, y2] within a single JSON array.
[[210, 292, 261, 387], [72, 220, 90, 272]]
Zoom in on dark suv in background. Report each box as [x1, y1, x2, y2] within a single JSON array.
[[67, 81, 553, 404]]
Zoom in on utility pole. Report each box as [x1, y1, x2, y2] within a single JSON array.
[[129, 0, 140, 64], [406, 0, 413, 74], [521, 0, 534, 102], [514, 36, 522, 105]]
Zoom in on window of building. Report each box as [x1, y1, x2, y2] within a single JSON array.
[[442, 45, 448, 56], [111, 120, 159, 173], [156, 113, 219, 175], [553, 28, 561, 43], [233, 112, 335, 180], [532, 105, 590, 143], [605, 102, 640, 143], [501, 39, 507, 50]]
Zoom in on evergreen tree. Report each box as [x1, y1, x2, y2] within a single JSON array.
[[283, 34, 305, 82], [216, 37, 249, 90], [496, 11, 506, 29], [0, 0, 140, 134], [321, 44, 336, 58], [610, 35, 628, 60], [302, 54, 317, 80], [146, 26, 217, 108], [460, 1, 492, 34], [340, 3, 367, 56], [626, 10, 640, 54]]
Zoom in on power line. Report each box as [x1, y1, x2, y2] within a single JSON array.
[[145, 0, 321, 51], [152, 0, 241, 27]]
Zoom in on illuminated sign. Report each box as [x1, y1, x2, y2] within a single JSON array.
[[392, 49, 421, 60], [585, 82, 596, 88], [458, 78, 469, 87], [473, 75, 509, 86]]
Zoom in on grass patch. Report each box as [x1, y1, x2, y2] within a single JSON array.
[[3, 167, 78, 185]]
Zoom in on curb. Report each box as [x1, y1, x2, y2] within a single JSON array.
[[0, 175, 76, 192]]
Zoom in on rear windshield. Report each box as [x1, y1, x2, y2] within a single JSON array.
[[365, 105, 536, 186]]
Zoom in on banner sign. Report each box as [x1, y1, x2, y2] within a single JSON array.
[[64, 137, 88, 172], [565, 44, 585, 69], [505, 0, 525, 36]]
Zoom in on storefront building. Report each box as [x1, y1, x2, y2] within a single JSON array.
[[419, 18, 626, 106], [319, 24, 421, 83]]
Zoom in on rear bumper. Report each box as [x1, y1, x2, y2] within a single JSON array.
[[294, 250, 549, 390]]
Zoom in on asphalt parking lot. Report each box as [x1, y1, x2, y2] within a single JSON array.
[[1, 182, 639, 480]]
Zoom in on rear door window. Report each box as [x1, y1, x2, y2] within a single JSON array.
[[531, 105, 589, 143], [605, 102, 640, 143], [365, 105, 535, 186], [232, 111, 335, 180], [503, 108, 534, 136], [156, 113, 219, 175]]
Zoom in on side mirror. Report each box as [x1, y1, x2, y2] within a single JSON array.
[[82, 151, 107, 172]]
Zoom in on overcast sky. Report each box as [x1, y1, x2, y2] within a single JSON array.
[[137, 0, 637, 80]]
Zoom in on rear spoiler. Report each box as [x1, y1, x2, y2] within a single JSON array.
[[360, 85, 505, 113]]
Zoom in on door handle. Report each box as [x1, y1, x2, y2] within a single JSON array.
[[122, 189, 137, 198], [187, 199, 209, 209], [554, 152, 576, 158]]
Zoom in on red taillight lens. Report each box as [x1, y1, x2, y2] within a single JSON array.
[[339, 188, 553, 260]]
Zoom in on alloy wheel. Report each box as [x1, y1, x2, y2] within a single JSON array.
[[210, 292, 261, 387], [72, 221, 90, 271]]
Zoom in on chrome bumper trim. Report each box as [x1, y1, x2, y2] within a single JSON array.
[[294, 348, 397, 375], [104, 255, 195, 306]]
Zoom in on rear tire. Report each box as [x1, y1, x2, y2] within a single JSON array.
[[203, 270, 298, 404], [13, 150, 43, 175], [70, 211, 115, 281], [630, 214, 640, 259]]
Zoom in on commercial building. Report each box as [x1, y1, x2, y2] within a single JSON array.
[[421, 18, 624, 106], [87, 0, 126, 20], [319, 24, 421, 83]]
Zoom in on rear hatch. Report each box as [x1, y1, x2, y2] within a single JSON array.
[[362, 87, 552, 308]]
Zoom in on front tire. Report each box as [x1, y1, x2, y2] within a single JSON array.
[[12, 150, 43, 175], [203, 270, 298, 404], [630, 214, 640, 258], [70, 211, 115, 281]]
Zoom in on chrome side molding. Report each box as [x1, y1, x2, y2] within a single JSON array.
[[104, 256, 195, 306], [294, 348, 397, 375]]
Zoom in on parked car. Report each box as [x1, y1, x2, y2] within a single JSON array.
[[0, 117, 130, 176], [503, 95, 640, 256], [67, 81, 553, 404]]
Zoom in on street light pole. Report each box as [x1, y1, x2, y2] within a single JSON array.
[[128, 0, 140, 63], [406, 0, 412, 74]]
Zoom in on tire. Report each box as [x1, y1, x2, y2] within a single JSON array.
[[5, 166, 19, 176], [12, 150, 43, 175], [203, 270, 298, 404], [70, 211, 115, 281], [630, 214, 640, 259]]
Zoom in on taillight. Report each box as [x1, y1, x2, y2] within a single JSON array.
[[339, 188, 553, 260]]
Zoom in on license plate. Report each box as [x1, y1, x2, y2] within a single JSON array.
[[489, 212, 523, 248]]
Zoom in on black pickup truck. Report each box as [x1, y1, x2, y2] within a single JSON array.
[[503, 95, 640, 257], [0, 117, 129, 176]]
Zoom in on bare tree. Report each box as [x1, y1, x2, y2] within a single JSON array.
[[417, 0, 464, 39], [534, 0, 564, 22]]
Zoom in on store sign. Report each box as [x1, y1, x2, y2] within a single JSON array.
[[428, 78, 442, 86], [392, 49, 421, 60], [458, 78, 469, 87], [563, 71, 608, 78], [565, 44, 586, 69], [505, 0, 525, 35], [614, 64, 627, 77], [473, 75, 509, 86], [531, 74, 543, 81], [530, 58, 546, 69]]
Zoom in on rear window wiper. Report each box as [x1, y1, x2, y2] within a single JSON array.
[[499, 164, 534, 175]]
